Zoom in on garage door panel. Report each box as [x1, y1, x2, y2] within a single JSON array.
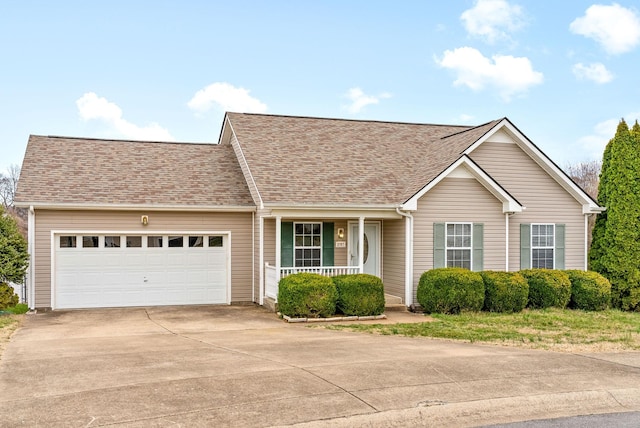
[[55, 233, 229, 309]]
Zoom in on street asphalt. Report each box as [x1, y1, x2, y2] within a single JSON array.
[[1, 305, 639, 427]]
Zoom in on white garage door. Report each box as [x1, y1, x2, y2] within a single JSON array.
[[54, 233, 229, 309]]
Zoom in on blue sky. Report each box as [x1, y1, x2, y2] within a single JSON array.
[[2, 0, 640, 174]]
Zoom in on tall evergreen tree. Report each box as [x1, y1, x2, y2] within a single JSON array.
[[0, 205, 29, 286], [589, 119, 640, 310]]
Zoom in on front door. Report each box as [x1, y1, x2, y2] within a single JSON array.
[[348, 222, 381, 277]]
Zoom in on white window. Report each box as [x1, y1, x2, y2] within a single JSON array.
[[446, 223, 472, 269], [294, 223, 322, 267], [532, 224, 554, 269]]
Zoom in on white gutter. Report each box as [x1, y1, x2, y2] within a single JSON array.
[[396, 208, 414, 307], [28, 206, 35, 310]]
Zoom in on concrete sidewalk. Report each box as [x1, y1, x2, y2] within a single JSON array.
[[1, 305, 639, 427]]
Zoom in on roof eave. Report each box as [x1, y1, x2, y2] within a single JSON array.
[[14, 202, 257, 212]]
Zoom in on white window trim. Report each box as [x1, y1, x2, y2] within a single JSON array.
[[531, 223, 555, 269], [293, 222, 323, 267], [445, 222, 473, 269]]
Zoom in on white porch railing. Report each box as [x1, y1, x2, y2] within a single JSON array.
[[265, 263, 360, 301]]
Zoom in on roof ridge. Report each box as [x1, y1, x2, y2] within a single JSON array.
[[226, 112, 473, 128], [439, 118, 504, 140], [31, 135, 216, 146]]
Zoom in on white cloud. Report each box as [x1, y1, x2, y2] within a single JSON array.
[[572, 62, 614, 83], [342, 87, 392, 114], [578, 113, 640, 158], [435, 46, 543, 101], [76, 92, 174, 141], [570, 3, 640, 55], [187, 82, 267, 114], [460, 0, 526, 44]]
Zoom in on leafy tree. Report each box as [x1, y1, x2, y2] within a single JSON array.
[[0, 205, 28, 287], [589, 119, 640, 310]]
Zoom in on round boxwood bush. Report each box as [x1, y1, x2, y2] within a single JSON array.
[[417, 268, 484, 314], [480, 271, 529, 313], [520, 269, 571, 309], [565, 270, 611, 311], [277, 273, 337, 318], [0, 282, 19, 310], [332, 274, 385, 316]]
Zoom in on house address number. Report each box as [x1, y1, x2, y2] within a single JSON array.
[[335, 241, 346, 248]]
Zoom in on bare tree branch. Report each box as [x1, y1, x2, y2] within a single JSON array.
[[565, 160, 601, 201], [0, 164, 20, 208]]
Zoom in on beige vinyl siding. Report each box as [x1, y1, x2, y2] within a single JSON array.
[[412, 177, 506, 299], [469, 142, 585, 270], [33, 210, 254, 308], [382, 218, 405, 301], [263, 218, 276, 266]]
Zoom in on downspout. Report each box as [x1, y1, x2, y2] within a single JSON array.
[[396, 208, 414, 307], [584, 214, 589, 271], [252, 211, 255, 303], [28, 206, 35, 310]]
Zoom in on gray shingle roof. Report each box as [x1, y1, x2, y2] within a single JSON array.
[[226, 113, 501, 206], [15, 136, 254, 207]]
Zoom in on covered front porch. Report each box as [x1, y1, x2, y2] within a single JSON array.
[[257, 209, 409, 306]]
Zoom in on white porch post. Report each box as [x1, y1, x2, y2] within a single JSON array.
[[505, 212, 510, 272], [358, 216, 365, 273], [259, 215, 264, 305], [275, 216, 282, 279]]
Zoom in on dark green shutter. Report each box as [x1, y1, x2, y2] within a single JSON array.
[[520, 223, 531, 269], [472, 223, 484, 271], [555, 224, 565, 270], [322, 222, 334, 266], [433, 223, 445, 268], [281, 222, 293, 267]]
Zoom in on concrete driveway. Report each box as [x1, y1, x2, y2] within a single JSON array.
[[1, 306, 640, 427]]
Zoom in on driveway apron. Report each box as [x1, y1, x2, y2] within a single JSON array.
[[1, 306, 640, 427]]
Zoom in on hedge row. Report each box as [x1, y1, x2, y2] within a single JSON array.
[[277, 268, 612, 318], [417, 268, 611, 314], [278, 273, 385, 318]]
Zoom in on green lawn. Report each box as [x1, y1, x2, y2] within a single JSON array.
[[326, 309, 640, 352]]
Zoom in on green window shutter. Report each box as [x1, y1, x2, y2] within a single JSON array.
[[281, 222, 293, 267], [520, 223, 531, 270], [472, 223, 484, 272], [433, 223, 445, 269], [555, 224, 565, 270], [322, 222, 334, 267]]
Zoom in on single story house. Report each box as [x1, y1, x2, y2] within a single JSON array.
[[15, 113, 603, 310]]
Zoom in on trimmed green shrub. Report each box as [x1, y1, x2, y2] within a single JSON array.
[[481, 271, 529, 313], [520, 269, 571, 309], [277, 273, 337, 318], [417, 268, 484, 314], [565, 270, 611, 311], [0, 282, 19, 310], [332, 274, 385, 316]]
